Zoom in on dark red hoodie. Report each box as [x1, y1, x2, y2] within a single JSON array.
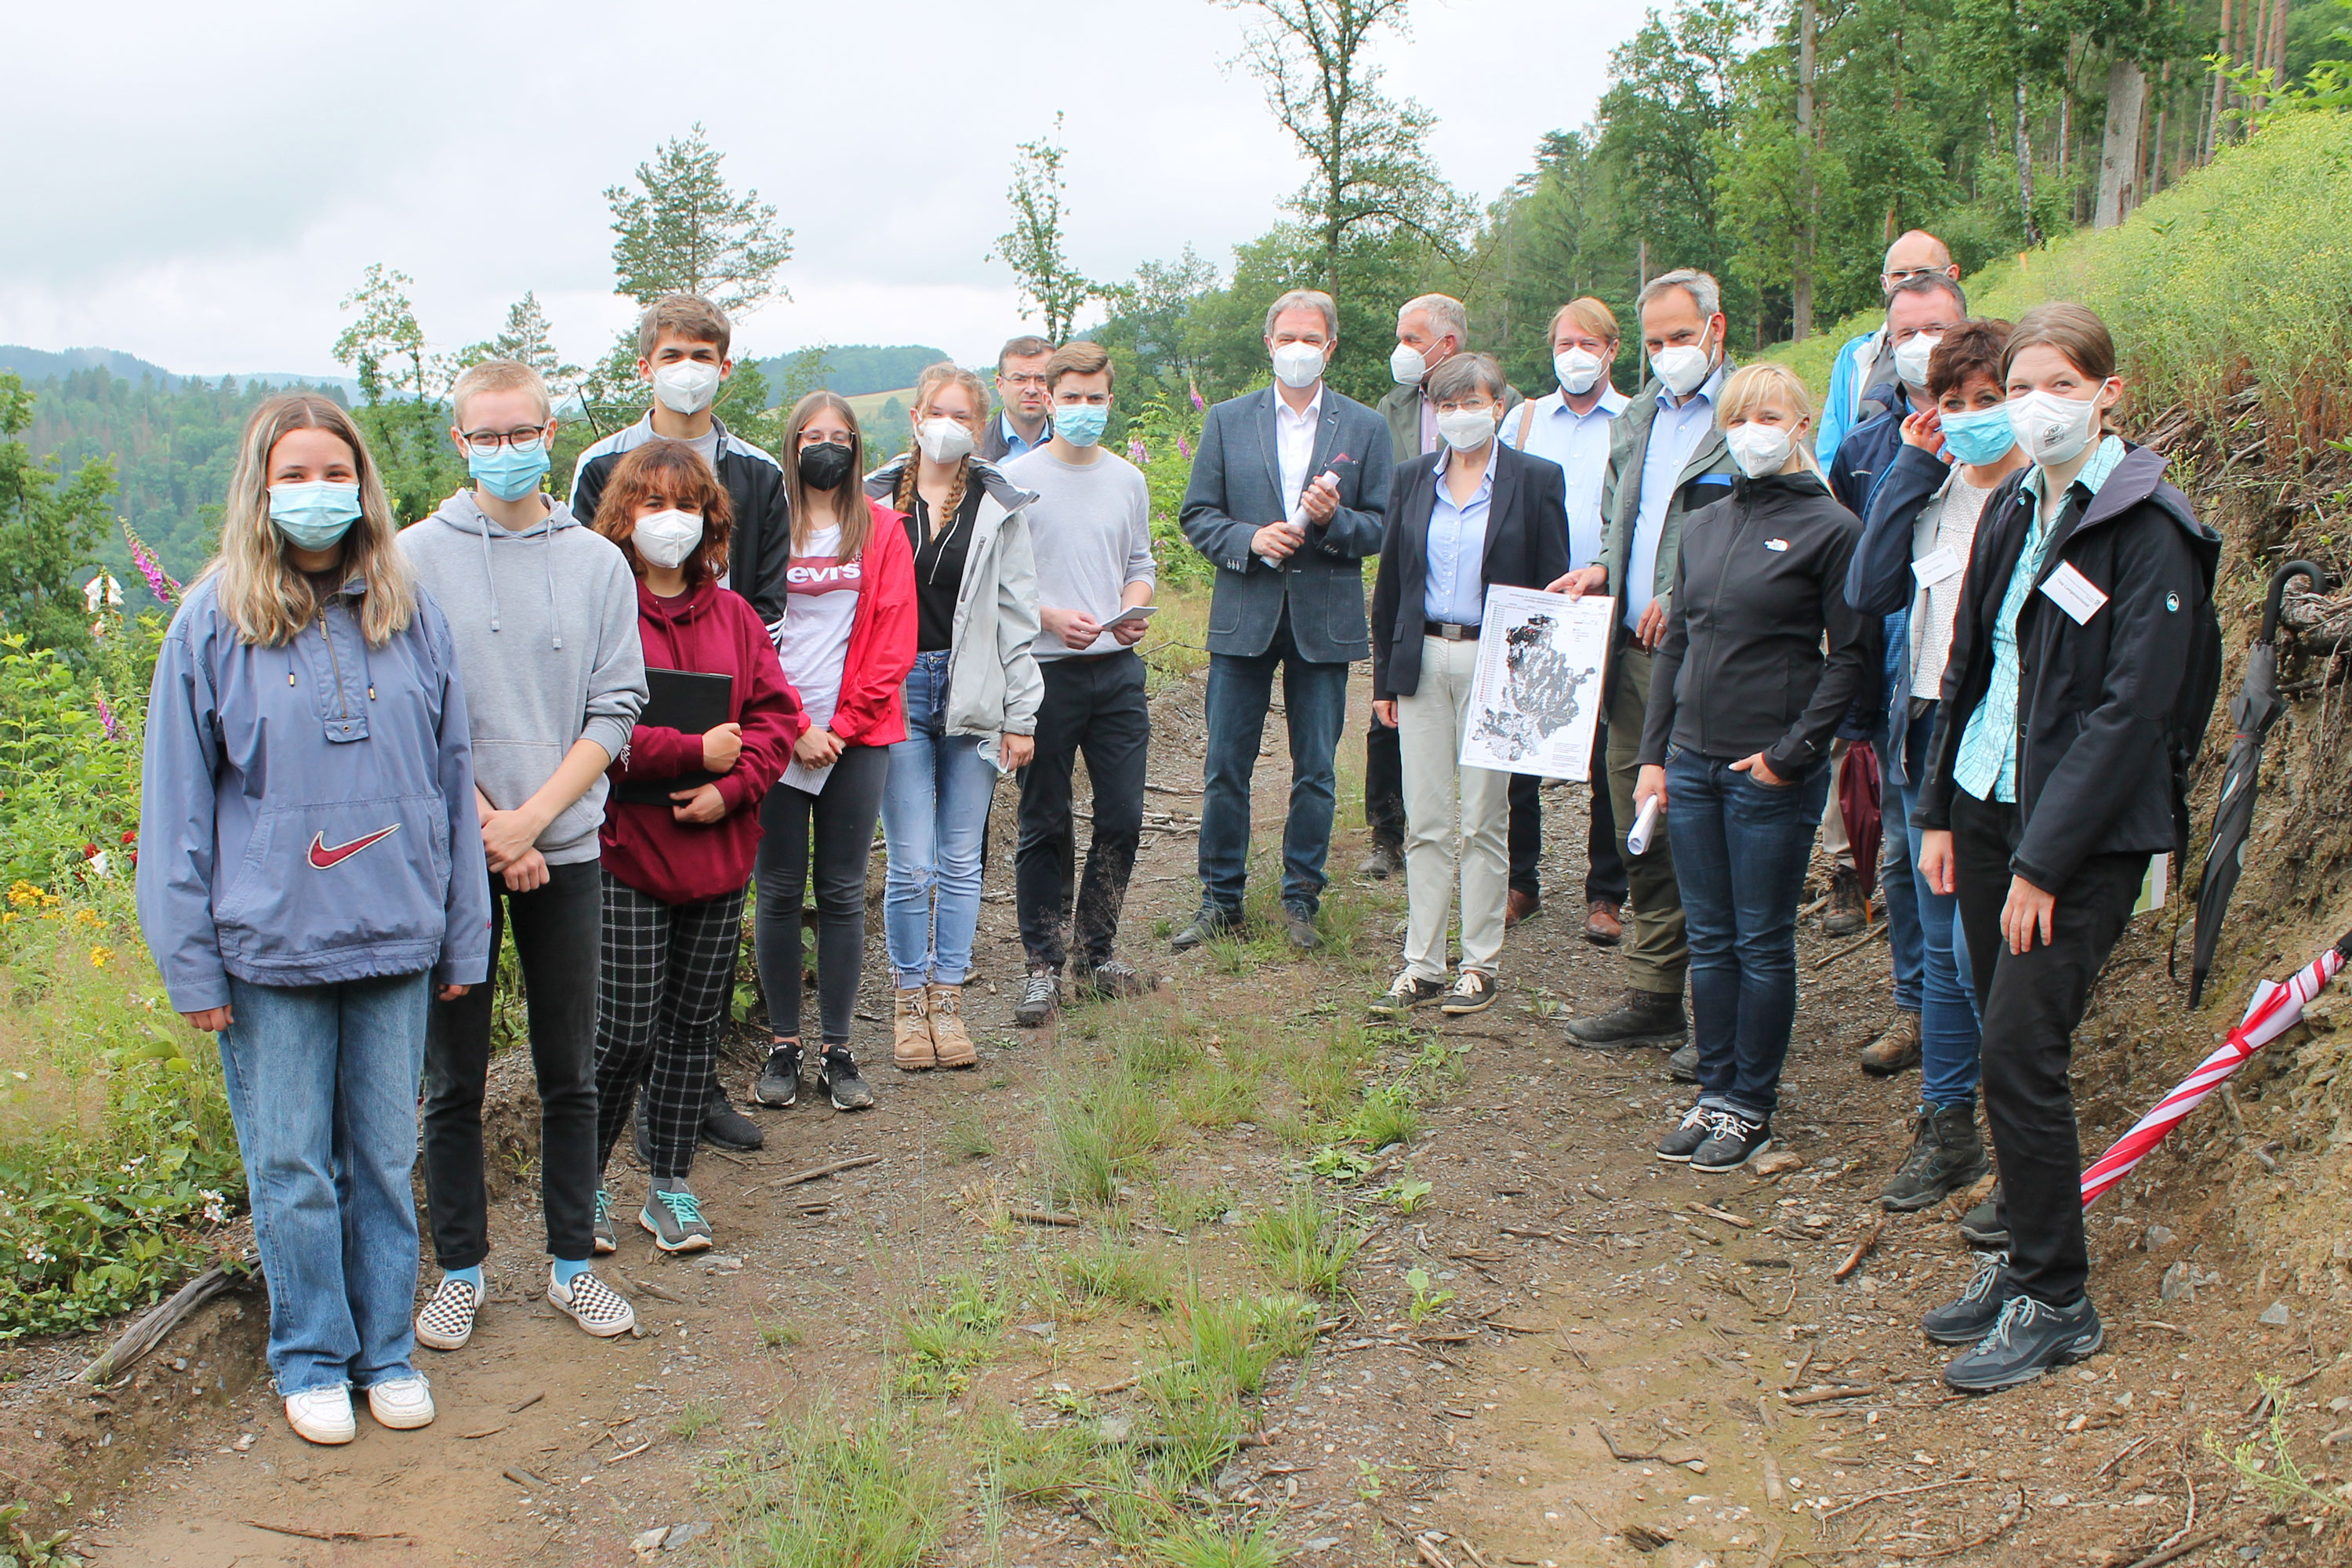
[[601, 578, 806, 906]]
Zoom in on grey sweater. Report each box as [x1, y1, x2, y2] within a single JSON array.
[[397, 491, 647, 864], [1002, 446, 1153, 660]]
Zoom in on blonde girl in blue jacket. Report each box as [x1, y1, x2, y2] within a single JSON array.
[[136, 394, 490, 1447]]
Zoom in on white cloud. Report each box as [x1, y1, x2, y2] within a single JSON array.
[[0, 0, 1642, 378]]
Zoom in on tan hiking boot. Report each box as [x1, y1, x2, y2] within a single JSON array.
[[929, 983, 978, 1069], [893, 986, 935, 1071], [1859, 1011, 1922, 1076]]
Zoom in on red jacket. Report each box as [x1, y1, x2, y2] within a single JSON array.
[[601, 578, 805, 906], [815, 497, 918, 748]]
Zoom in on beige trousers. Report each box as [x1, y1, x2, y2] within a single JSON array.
[[1398, 636, 1510, 982]]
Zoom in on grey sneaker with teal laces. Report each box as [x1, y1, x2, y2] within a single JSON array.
[[641, 1184, 713, 1254], [592, 1188, 619, 1255]]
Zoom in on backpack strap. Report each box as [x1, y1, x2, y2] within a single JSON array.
[[1515, 401, 1538, 449]]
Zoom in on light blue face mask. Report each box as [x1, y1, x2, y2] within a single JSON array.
[[1054, 403, 1109, 448], [1938, 405, 2016, 466], [467, 440, 551, 502], [269, 481, 363, 551]]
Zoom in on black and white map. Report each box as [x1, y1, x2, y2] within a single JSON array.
[[1458, 586, 1614, 779]]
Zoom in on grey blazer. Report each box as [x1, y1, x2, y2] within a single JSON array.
[[1178, 384, 1395, 662]]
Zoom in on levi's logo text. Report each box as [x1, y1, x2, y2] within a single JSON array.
[[786, 556, 862, 593], [309, 824, 401, 869]]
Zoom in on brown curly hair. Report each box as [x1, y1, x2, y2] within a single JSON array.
[[590, 438, 733, 585]]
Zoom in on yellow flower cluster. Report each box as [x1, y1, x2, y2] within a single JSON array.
[[89, 946, 114, 969], [6, 881, 55, 909]]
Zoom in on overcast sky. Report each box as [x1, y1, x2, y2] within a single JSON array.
[[0, 0, 1644, 379]]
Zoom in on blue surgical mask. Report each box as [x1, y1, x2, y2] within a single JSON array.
[[1938, 405, 2016, 466], [1054, 403, 1109, 448], [269, 481, 363, 551], [467, 441, 550, 502]]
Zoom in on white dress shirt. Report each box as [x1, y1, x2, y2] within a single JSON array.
[[1501, 383, 1629, 571], [1274, 384, 1325, 516]]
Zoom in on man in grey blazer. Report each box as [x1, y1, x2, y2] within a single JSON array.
[[1174, 289, 1396, 951], [1554, 270, 1740, 1062]]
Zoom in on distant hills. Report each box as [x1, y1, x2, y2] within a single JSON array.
[[0, 344, 358, 399], [747, 343, 950, 405]]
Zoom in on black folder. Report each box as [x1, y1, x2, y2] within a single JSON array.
[[615, 668, 734, 805]]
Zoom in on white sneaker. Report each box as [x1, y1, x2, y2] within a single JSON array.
[[284, 1385, 357, 1446], [365, 1373, 435, 1429], [547, 1268, 636, 1338], [414, 1276, 480, 1351]]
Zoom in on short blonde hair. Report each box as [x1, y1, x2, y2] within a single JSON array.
[[1718, 364, 1821, 470], [451, 358, 550, 427], [1549, 297, 1620, 345]]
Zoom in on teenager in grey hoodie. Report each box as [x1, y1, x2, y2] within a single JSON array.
[[397, 361, 648, 1353]]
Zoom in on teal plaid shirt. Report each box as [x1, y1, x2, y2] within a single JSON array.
[[1952, 436, 2128, 803]]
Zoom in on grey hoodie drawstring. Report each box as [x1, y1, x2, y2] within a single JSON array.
[[477, 515, 502, 633], [545, 521, 562, 651], [469, 494, 561, 648]]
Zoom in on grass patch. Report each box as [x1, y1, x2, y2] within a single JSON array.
[[896, 1272, 1007, 1398], [1343, 1082, 1421, 1149], [1152, 1518, 1288, 1568], [1247, 1185, 1366, 1295], [670, 1399, 722, 1441], [1059, 1241, 1176, 1313], [1172, 1057, 1258, 1129], [1154, 1180, 1236, 1230], [708, 1399, 949, 1567], [757, 1316, 804, 1349], [1167, 1290, 1317, 1397], [1046, 1068, 1174, 1209], [939, 1111, 994, 1163]]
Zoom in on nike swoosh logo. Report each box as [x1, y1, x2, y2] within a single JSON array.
[[308, 824, 401, 869]]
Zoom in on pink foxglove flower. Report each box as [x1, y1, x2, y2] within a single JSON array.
[[1177, 436, 1192, 460]]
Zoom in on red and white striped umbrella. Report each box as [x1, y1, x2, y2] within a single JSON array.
[[2079, 932, 2351, 1207]]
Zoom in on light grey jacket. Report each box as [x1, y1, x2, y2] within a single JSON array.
[[865, 456, 1044, 758], [397, 490, 647, 863]]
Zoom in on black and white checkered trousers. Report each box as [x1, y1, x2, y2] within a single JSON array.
[[593, 872, 746, 1182]]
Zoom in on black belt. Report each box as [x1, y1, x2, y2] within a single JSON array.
[[1424, 620, 1479, 641]]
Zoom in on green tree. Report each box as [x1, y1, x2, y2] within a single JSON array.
[[330, 264, 466, 521], [0, 374, 116, 654], [989, 113, 1094, 345], [606, 124, 794, 314], [459, 292, 584, 402]]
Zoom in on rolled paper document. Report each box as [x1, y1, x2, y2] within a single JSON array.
[[1625, 794, 1661, 855]]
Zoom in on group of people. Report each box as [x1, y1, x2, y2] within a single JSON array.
[[133, 229, 2220, 1449]]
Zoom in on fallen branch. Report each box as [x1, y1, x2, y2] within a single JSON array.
[[1818, 1474, 1983, 1519], [757, 1153, 882, 1192], [1782, 1341, 1817, 1391], [1784, 1385, 1878, 1407], [2121, 1529, 2228, 1568], [1833, 1219, 1885, 1281], [1688, 1202, 1755, 1229], [619, 1272, 687, 1305], [1010, 1208, 1083, 1228], [1595, 1423, 1663, 1461], [1811, 923, 1890, 971], [81, 1261, 250, 1383], [238, 1519, 413, 1544]]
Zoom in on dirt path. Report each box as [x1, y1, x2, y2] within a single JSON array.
[[55, 666, 2352, 1566]]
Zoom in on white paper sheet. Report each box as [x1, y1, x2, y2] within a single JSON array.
[[1457, 586, 1615, 779]]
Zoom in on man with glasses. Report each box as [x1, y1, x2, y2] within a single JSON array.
[[1816, 231, 1963, 464], [402, 357, 650, 1351], [983, 336, 1056, 463]]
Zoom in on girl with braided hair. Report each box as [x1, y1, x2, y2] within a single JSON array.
[[865, 363, 1043, 1070]]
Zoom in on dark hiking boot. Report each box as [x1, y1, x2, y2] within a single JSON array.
[[1566, 989, 1687, 1049], [1922, 1250, 2017, 1345], [1942, 1294, 2103, 1392], [1823, 866, 1867, 935], [1958, 1183, 2009, 1249], [1667, 1042, 1700, 1082], [1171, 906, 1240, 953], [1357, 842, 1403, 880], [1879, 1102, 1989, 1211], [1014, 968, 1061, 1028], [702, 1083, 764, 1150]]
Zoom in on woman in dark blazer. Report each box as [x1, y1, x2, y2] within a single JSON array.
[[1369, 353, 1571, 1020]]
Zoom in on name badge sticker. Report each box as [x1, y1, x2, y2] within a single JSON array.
[[2040, 560, 2110, 626], [1911, 546, 1963, 588], [1765, 538, 1790, 553]]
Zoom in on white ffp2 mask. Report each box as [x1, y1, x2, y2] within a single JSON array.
[[651, 361, 722, 415], [633, 509, 705, 569]]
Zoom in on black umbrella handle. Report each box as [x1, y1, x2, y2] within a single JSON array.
[[2260, 560, 2329, 644]]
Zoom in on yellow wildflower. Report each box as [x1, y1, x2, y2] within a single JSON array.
[[6, 882, 41, 908], [89, 946, 113, 969]]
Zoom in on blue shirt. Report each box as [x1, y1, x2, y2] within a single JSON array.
[[996, 411, 1045, 460], [1816, 328, 1882, 463], [1625, 363, 1725, 632], [1953, 434, 2129, 803], [1423, 443, 1498, 627], [1501, 383, 1628, 571]]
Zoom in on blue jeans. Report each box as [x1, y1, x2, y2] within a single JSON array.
[[1665, 750, 1831, 1120], [218, 971, 432, 1396], [1895, 705, 1982, 1106], [1198, 618, 1350, 916], [883, 650, 1003, 987]]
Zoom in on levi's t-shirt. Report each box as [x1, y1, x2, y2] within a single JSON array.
[[779, 523, 861, 728]]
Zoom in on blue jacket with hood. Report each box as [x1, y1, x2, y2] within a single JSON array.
[[136, 573, 493, 1013]]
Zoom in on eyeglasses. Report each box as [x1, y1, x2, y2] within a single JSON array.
[[998, 373, 1047, 389], [1883, 266, 1944, 285], [459, 428, 550, 452]]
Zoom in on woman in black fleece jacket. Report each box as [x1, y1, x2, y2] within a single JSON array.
[[1635, 363, 1867, 1173]]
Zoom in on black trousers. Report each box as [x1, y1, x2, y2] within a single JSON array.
[[422, 858, 601, 1269], [595, 877, 745, 1183], [1504, 719, 1626, 906], [1952, 790, 2147, 1308], [1366, 715, 1406, 855], [1018, 652, 1149, 972], [753, 742, 889, 1049]]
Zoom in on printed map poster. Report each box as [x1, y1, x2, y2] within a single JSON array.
[[1459, 586, 1614, 779]]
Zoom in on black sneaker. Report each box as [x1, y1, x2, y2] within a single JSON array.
[[1369, 970, 1448, 1020], [753, 1041, 804, 1109], [1073, 959, 1152, 1001], [1941, 1293, 2103, 1393], [1014, 968, 1061, 1027], [1922, 1251, 2016, 1345], [820, 1047, 873, 1111], [1171, 906, 1240, 953], [1666, 1042, 1700, 1082], [1566, 989, 1687, 1049], [702, 1083, 764, 1151], [1439, 969, 1497, 1014], [1958, 1184, 2009, 1249], [1656, 1103, 1722, 1163], [1878, 1102, 1987, 1211], [1692, 1109, 1771, 1172]]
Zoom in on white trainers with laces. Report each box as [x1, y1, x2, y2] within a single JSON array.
[[365, 1372, 435, 1429], [414, 1275, 481, 1351], [547, 1267, 637, 1338], [284, 1385, 357, 1445]]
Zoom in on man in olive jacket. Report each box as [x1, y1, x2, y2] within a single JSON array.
[[1559, 270, 1740, 1058], [1175, 289, 1396, 951]]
